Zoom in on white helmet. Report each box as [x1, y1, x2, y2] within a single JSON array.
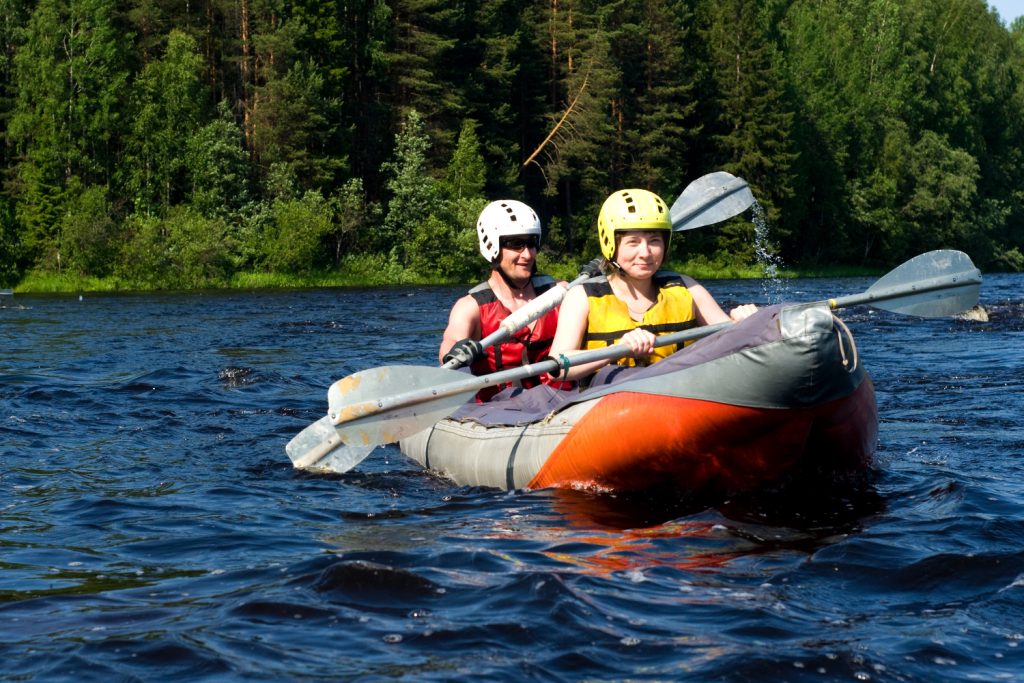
[[476, 200, 542, 262]]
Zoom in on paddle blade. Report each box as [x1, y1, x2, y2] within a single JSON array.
[[283, 418, 394, 474], [287, 365, 478, 472], [286, 415, 347, 469], [316, 444, 377, 474], [328, 365, 476, 427], [671, 172, 754, 231], [864, 250, 981, 317]]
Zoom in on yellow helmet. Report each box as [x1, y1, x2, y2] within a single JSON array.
[[597, 189, 671, 260]]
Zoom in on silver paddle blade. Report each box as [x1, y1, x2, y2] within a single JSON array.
[[285, 415, 376, 473], [287, 365, 477, 472], [315, 444, 377, 474], [326, 365, 477, 435], [864, 250, 981, 317], [671, 172, 754, 231], [286, 415, 344, 468]]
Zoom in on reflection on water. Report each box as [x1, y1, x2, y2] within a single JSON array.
[[469, 475, 887, 578]]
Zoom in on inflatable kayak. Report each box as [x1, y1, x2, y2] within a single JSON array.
[[400, 303, 878, 493]]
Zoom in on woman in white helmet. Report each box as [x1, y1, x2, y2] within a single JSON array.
[[439, 200, 569, 402], [549, 188, 756, 382]]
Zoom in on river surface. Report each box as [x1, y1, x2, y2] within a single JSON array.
[[2, 271, 1023, 681]]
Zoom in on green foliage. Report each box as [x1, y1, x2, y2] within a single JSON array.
[[444, 119, 487, 200], [114, 213, 167, 288], [185, 101, 252, 217], [993, 246, 1024, 272], [336, 251, 427, 285], [10, 0, 129, 190], [880, 130, 980, 261], [264, 162, 299, 201], [701, 0, 796, 238], [114, 208, 234, 288], [59, 182, 118, 277], [625, 0, 701, 192], [1, 0, 1023, 291], [380, 109, 445, 259], [250, 58, 344, 190], [386, 0, 463, 152], [405, 212, 475, 280], [123, 29, 208, 216], [0, 198, 21, 285], [263, 190, 335, 274], [329, 177, 381, 262], [467, 0, 538, 189], [163, 209, 234, 286]]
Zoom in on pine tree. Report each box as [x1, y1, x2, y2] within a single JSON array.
[[444, 119, 487, 201], [387, 0, 463, 153], [337, 0, 391, 195], [700, 0, 796, 261], [616, 0, 701, 194], [527, 0, 621, 255], [380, 109, 443, 260], [462, 0, 540, 191], [249, 58, 343, 191], [9, 0, 130, 268], [123, 29, 208, 216], [0, 0, 28, 175]]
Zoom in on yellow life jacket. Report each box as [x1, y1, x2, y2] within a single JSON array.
[[582, 272, 697, 366]]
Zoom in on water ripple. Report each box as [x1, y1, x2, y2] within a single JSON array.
[[2, 278, 1023, 680]]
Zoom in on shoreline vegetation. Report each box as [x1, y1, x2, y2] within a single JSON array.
[[1, 1, 1021, 294], [11, 254, 884, 295]]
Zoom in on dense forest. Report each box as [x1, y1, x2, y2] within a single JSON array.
[[0, 0, 1022, 289]]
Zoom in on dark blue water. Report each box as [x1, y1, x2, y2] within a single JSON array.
[[2, 273, 1023, 682]]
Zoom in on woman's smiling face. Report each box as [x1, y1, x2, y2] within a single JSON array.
[[614, 230, 666, 279]]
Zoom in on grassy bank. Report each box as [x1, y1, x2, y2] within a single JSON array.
[[10, 255, 883, 294]]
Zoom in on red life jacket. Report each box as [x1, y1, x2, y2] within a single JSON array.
[[468, 275, 569, 402]]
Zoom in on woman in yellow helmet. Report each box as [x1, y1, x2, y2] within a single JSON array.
[[548, 188, 756, 381]]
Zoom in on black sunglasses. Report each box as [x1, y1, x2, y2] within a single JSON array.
[[500, 236, 539, 251]]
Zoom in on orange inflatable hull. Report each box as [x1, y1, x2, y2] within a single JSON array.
[[401, 304, 879, 493], [529, 378, 877, 492]]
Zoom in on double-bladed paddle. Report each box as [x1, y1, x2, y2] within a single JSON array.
[[441, 172, 755, 369], [287, 250, 982, 474]]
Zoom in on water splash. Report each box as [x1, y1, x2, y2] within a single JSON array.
[[752, 201, 788, 304]]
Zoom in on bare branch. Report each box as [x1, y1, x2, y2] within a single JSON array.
[[522, 70, 589, 170]]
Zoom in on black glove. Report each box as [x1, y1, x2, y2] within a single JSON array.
[[578, 256, 604, 278], [443, 338, 485, 367]]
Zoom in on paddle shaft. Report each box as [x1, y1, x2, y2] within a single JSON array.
[[441, 272, 588, 370], [829, 270, 979, 310], [331, 321, 730, 425], [332, 263, 980, 427]]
